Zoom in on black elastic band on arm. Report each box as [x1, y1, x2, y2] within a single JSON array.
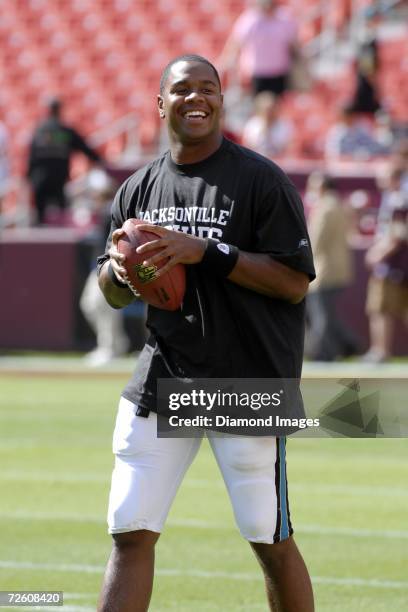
[[200, 239, 239, 278]]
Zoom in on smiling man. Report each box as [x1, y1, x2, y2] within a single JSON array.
[[96, 55, 315, 612], [159, 59, 223, 152]]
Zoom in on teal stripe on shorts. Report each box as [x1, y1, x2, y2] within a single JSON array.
[[279, 437, 289, 540]]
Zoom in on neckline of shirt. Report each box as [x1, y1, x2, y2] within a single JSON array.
[[166, 138, 228, 175]]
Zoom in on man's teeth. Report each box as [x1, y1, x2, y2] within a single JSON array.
[[185, 111, 206, 117]]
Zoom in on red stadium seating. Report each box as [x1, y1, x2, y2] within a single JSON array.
[[0, 0, 406, 184]]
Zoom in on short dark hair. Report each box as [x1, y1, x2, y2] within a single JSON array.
[[159, 54, 221, 95], [47, 97, 62, 116]]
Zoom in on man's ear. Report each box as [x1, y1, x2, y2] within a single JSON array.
[[157, 95, 165, 119]]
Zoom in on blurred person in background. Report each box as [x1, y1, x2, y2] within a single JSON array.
[[306, 174, 358, 361], [80, 174, 129, 367], [363, 183, 408, 362], [241, 91, 293, 157], [325, 106, 392, 160], [26, 97, 103, 225], [376, 163, 408, 235], [219, 0, 300, 97], [347, 30, 382, 115], [391, 138, 408, 192], [373, 109, 395, 151], [0, 118, 9, 211]]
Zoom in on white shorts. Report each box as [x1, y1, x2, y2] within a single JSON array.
[[107, 397, 293, 544]]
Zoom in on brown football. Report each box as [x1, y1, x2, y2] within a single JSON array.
[[117, 218, 186, 311]]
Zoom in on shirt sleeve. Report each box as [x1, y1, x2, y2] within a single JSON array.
[[254, 181, 316, 280]]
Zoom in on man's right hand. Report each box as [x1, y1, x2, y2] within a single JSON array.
[[108, 228, 129, 285], [98, 228, 137, 309]]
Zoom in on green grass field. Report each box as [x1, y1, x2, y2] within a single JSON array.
[[0, 372, 407, 611]]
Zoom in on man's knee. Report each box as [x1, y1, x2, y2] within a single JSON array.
[[250, 535, 295, 571], [112, 529, 160, 553]]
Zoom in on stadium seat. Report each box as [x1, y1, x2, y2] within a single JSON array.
[[1, 0, 406, 184]]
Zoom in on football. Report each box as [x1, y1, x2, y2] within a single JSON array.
[[117, 218, 186, 311]]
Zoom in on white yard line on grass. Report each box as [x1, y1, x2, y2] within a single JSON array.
[[0, 560, 407, 590], [170, 519, 408, 541], [0, 595, 97, 611], [55, 608, 94, 612], [2, 472, 408, 500], [0, 471, 108, 483], [18, 607, 94, 612], [64, 594, 97, 600], [1, 354, 407, 378], [0, 510, 407, 540], [0, 597, 96, 612], [3, 609, 93, 612]]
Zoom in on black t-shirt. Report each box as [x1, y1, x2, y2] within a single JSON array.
[[97, 138, 315, 412], [27, 118, 101, 185]]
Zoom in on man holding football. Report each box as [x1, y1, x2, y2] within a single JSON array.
[[97, 55, 315, 612]]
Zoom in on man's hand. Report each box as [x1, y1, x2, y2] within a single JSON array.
[[109, 228, 129, 284], [135, 225, 207, 278], [98, 228, 137, 309]]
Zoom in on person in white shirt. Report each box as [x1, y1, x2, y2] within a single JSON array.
[[242, 91, 293, 157]]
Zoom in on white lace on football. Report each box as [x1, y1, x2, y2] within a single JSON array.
[[126, 280, 141, 299]]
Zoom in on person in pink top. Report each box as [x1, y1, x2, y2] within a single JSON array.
[[242, 91, 294, 157], [219, 0, 299, 96]]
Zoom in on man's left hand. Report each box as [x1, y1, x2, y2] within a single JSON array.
[[136, 225, 207, 277]]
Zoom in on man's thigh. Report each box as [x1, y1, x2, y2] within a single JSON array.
[[108, 398, 202, 534], [209, 435, 292, 544]]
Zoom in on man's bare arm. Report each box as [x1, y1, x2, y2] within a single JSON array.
[[228, 251, 309, 304], [98, 260, 136, 309], [98, 228, 138, 309]]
